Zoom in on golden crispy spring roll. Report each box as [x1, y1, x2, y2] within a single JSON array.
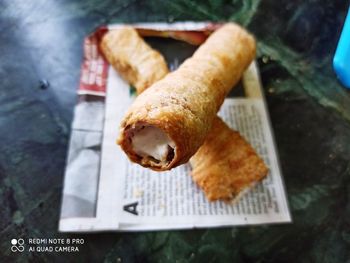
[[102, 24, 267, 201], [190, 117, 268, 201], [118, 23, 256, 171], [100, 26, 169, 94]]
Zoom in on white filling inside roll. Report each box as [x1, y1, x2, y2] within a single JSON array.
[[131, 125, 175, 163]]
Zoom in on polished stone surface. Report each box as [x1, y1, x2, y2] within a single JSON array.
[[1, 0, 350, 262]]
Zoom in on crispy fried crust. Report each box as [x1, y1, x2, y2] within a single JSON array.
[[100, 26, 169, 94], [118, 23, 256, 170], [190, 117, 268, 201]]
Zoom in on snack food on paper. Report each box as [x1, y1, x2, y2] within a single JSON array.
[[100, 26, 169, 94], [117, 23, 256, 171], [100, 23, 267, 202], [59, 22, 291, 232], [190, 117, 268, 201]]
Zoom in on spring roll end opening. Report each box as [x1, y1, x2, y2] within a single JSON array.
[[121, 123, 176, 169]]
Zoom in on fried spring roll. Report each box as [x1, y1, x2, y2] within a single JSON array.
[[100, 26, 169, 94], [118, 23, 256, 171], [190, 118, 268, 201], [103, 24, 267, 201]]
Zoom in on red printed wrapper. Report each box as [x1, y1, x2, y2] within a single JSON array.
[[78, 26, 109, 96]]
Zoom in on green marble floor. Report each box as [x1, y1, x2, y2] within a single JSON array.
[[0, 0, 350, 262]]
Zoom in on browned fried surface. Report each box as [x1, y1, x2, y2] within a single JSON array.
[[107, 24, 268, 202], [190, 117, 268, 201], [118, 23, 256, 170], [100, 26, 169, 94]]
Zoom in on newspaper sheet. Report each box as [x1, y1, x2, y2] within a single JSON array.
[[59, 23, 291, 232]]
